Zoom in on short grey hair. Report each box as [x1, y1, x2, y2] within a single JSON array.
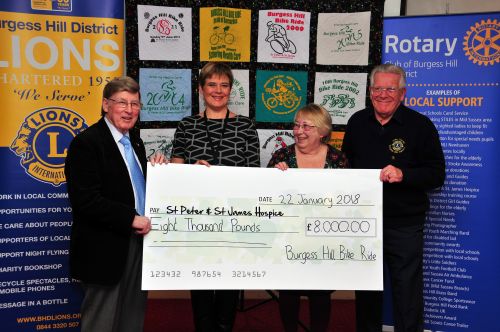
[[369, 64, 406, 88]]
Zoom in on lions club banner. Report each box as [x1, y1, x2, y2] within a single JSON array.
[[0, 1, 124, 330]]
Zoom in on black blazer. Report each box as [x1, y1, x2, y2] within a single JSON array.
[[65, 118, 147, 285]]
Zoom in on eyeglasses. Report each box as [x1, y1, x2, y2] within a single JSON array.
[[107, 98, 142, 110], [370, 87, 400, 95], [293, 123, 316, 132]]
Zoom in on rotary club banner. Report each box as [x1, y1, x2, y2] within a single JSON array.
[[383, 13, 500, 331], [199, 7, 251, 62], [255, 70, 308, 123], [137, 5, 192, 61], [257, 9, 311, 64], [317, 11, 371, 66]]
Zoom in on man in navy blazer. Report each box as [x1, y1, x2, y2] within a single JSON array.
[[65, 77, 154, 332]]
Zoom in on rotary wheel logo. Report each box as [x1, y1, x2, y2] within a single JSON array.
[[262, 75, 302, 115], [463, 19, 500, 66], [10, 107, 88, 186]]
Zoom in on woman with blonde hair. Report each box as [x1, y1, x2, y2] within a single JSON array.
[[268, 104, 348, 332]]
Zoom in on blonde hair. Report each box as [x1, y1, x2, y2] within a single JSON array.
[[294, 104, 332, 143]]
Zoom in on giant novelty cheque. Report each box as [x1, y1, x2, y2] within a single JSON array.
[[142, 164, 382, 290]]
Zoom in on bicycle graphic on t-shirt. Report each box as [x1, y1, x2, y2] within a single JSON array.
[[210, 25, 235, 45], [264, 79, 299, 109], [265, 21, 297, 54]]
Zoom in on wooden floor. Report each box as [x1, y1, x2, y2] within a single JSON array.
[[144, 297, 355, 331]]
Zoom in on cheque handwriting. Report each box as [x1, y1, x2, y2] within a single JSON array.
[[285, 244, 377, 264], [165, 204, 285, 220], [277, 193, 361, 207]]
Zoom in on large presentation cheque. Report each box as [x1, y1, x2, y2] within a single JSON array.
[[143, 164, 382, 290]]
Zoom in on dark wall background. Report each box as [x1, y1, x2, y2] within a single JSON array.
[[125, 0, 384, 133]]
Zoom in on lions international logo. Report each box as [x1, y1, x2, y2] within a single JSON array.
[[262, 75, 302, 115], [463, 19, 500, 66], [389, 138, 405, 154], [10, 107, 88, 186]]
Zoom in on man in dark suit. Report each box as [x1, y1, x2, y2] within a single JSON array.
[[65, 77, 160, 332]]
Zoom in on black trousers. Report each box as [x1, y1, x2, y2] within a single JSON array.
[[191, 290, 239, 332], [80, 235, 147, 332], [279, 290, 333, 332], [356, 218, 424, 332]]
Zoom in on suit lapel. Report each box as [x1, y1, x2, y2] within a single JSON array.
[[96, 118, 131, 179], [97, 118, 146, 178]]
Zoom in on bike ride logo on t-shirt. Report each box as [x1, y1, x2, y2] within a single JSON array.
[[142, 10, 187, 43], [256, 71, 307, 123]]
